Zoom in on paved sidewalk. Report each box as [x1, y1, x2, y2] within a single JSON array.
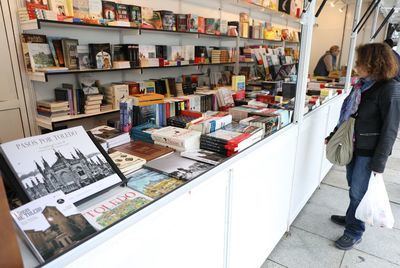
[[262, 139, 400, 268]]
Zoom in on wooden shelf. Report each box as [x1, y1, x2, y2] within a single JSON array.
[[28, 62, 248, 82], [36, 109, 120, 130]]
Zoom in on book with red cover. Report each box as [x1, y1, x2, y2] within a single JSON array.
[[109, 140, 174, 161], [25, 0, 49, 19]]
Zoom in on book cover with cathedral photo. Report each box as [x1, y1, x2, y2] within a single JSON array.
[[79, 187, 152, 230], [10, 191, 97, 263], [127, 168, 186, 199], [0, 126, 123, 203]]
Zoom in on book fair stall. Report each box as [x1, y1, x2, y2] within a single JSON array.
[[0, 0, 376, 267]]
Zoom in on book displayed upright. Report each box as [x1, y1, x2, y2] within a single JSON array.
[[11, 191, 96, 263], [61, 38, 79, 70], [0, 126, 123, 203]]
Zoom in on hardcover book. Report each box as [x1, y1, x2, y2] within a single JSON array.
[[109, 151, 146, 175], [141, 6, 154, 29], [160, 10, 176, 31], [127, 168, 185, 199], [48, 0, 67, 16], [77, 45, 90, 70], [0, 126, 123, 203], [27, 43, 55, 72], [21, 34, 47, 71], [187, 14, 198, 32], [198, 16, 205, 33], [88, 0, 102, 19], [109, 140, 174, 161], [89, 43, 112, 69], [79, 187, 152, 230], [181, 149, 226, 165], [61, 38, 79, 70], [11, 191, 96, 263], [129, 5, 141, 27], [150, 11, 163, 29], [102, 0, 116, 21], [175, 14, 188, 32], [25, 0, 49, 20], [145, 152, 212, 181], [115, 3, 129, 21], [72, 0, 89, 19]]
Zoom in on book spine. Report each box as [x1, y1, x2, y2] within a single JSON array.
[[67, 89, 74, 115]]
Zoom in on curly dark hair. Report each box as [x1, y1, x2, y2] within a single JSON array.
[[355, 43, 398, 81]]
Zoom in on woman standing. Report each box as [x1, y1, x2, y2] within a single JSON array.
[[327, 43, 400, 250]]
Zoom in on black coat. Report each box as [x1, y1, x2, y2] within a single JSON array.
[[354, 79, 400, 173]]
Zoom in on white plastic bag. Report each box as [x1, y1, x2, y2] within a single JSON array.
[[355, 173, 395, 228]]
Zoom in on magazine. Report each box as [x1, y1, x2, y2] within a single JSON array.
[[0, 126, 122, 203]]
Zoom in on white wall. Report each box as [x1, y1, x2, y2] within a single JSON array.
[[310, 0, 386, 74]]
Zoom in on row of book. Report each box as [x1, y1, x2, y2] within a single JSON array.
[[22, 33, 240, 72], [21, 0, 301, 35]]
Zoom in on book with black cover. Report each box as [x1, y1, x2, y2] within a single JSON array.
[[89, 43, 112, 69]]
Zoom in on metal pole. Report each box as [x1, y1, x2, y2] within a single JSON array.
[[293, 0, 316, 124], [370, 5, 380, 42], [315, 0, 328, 17], [356, 0, 380, 34], [345, 0, 363, 92], [338, 4, 349, 68], [371, 7, 395, 40], [352, 0, 377, 32]]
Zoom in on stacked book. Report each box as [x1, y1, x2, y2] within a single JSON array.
[[167, 114, 200, 128], [188, 111, 233, 134], [211, 50, 221, 64], [220, 50, 230, 63], [131, 122, 160, 144], [228, 105, 270, 121], [90, 125, 131, 151], [200, 123, 263, 156], [239, 115, 280, 136], [110, 140, 174, 162], [85, 94, 103, 114], [151, 126, 202, 152], [36, 100, 69, 119], [105, 84, 129, 109], [109, 151, 146, 176]]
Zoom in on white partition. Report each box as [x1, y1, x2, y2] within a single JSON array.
[[228, 126, 298, 268], [320, 95, 345, 180], [64, 168, 230, 268], [289, 105, 330, 224]]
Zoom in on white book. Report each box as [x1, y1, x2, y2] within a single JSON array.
[[151, 126, 201, 149]]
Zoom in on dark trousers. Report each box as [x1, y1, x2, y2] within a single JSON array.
[[345, 155, 372, 239]]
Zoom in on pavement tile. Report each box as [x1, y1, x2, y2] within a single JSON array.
[[340, 249, 399, 268], [354, 227, 400, 265], [260, 259, 287, 268], [268, 227, 344, 268], [322, 169, 349, 190]]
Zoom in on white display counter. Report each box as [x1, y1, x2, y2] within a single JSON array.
[[18, 94, 345, 268]]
